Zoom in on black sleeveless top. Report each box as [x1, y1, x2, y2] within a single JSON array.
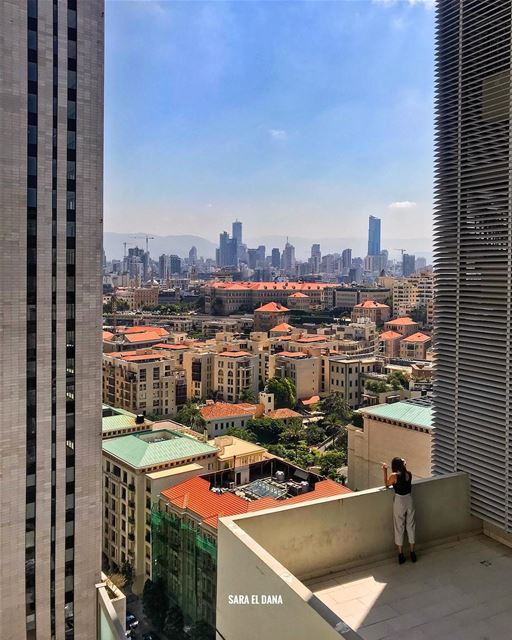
[[393, 471, 412, 495]]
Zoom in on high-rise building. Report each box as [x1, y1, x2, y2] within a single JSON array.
[[169, 254, 181, 274], [367, 215, 381, 256], [433, 1, 512, 532], [188, 245, 197, 265], [218, 231, 237, 267], [159, 254, 170, 280], [232, 219, 242, 245], [310, 244, 321, 274], [341, 248, 352, 270], [0, 1, 104, 638], [281, 242, 296, 273], [402, 253, 416, 277], [271, 248, 281, 269]]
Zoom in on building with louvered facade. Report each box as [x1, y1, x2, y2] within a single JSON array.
[[433, 1, 512, 533]]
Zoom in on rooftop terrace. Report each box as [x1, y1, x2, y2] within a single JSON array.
[[216, 473, 510, 640]]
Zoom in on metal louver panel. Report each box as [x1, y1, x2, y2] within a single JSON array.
[[433, 0, 512, 531]]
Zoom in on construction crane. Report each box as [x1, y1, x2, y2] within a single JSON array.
[[123, 241, 134, 259], [130, 235, 155, 255], [393, 248, 407, 256]]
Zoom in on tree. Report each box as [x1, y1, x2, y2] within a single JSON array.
[[119, 560, 134, 587], [239, 387, 257, 404], [352, 412, 364, 428], [163, 605, 185, 639], [142, 579, 169, 630], [266, 377, 296, 409], [245, 417, 284, 445], [103, 298, 129, 314], [106, 572, 126, 592], [319, 394, 353, 423], [189, 620, 215, 640], [387, 370, 409, 390], [365, 379, 390, 393], [304, 422, 326, 446], [226, 426, 257, 443], [278, 419, 304, 447], [176, 401, 206, 433], [319, 450, 346, 478]]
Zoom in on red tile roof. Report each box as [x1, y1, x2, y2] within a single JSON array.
[[209, 281, 336, 292], [122, 326, 169, 336], [288, 292, 309, 298], [301, 395, 320, 406], [270, 323, 295, 333], [161, 475, 350, 529], [255, 302, 290, 313], [200, 402, 257, 420], [124, 331, 164, 343], [401, 331, 431, 343], [267, 408, 302, 420], [386, 317, 417, 326], [295, 335, 329, 343], [154, 343, 190, 350], [103, 331, 114, 341], [218, 350, 253, 358], [379, 330, 403, 341], [276, 351, 309, 358], [354, 300, 389, 309]]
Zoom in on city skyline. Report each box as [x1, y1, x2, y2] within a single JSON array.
[[104, 0, 435, 243]]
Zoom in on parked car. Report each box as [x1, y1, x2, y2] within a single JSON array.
[[126, 612, 139, 629]]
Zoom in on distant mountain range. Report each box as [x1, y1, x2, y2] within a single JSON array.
[[104, 231, 432, 263]]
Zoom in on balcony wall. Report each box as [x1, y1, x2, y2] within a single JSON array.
[[216, 473, 481, 640]]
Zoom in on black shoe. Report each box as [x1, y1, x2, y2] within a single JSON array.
[[398, 553, 406, 565], [410, 551, 417, 563]]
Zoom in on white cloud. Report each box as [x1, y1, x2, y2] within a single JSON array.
[[269, 129, 288, 141], [388, 201, 417, 209]]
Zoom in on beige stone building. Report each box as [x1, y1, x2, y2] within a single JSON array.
[[347, 399, 432, 490], [102, 429, 218, 593], [270, 351, 321, 400], [214, 351, 259, 402], [379, 330, 403, 358], [0, 2, 106, 636], [351, 299, 391, 325], [183, 350, 215, 400], [209, 435, 267, 481], [253, 301, 290, 332], [287, 292, 311, 311], [384, 316, 420, 337], [102, 349, 187, 417], [115, 285, 160, 310], [399, 331, 432, 361], [199, 401, 260, 438], [322, 356, 380, 408]]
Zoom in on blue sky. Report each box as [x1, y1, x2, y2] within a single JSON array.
[[105, 0, 435, 250]]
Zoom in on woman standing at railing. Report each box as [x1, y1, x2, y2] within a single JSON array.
[[382, 457, 416, 565]]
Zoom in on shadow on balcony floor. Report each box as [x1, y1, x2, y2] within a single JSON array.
[[305, 533, 512, 640]]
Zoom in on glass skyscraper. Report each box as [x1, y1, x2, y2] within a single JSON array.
[[367, 215, 381, 256]]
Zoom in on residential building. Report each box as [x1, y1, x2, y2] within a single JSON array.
[[323, 356, 380, 408], [351, 299, 390, 325], [151, 461, 350, 630], [102, 405, 153, 440], [254, 301, 290, 332], [384, 316, 420, 337], [334, 286, 391, 312], [392, 279, 418, 315], [183, 350, 215, 400], [270, 351, 321, 400], [271, 248, 281, 268], [0, 1, 104, 636], [102, 349, 187, 417], [341, 248, 352, 271], [378, 330, 402, 358], [103, 325, 170, 352], [399, 331, 432, 361], [214, 351, 259, 402], [432, 0, 512, 534], [347, 398, 432, 491], [267, 408, 303, 422], [367, 215, 381, 256], [115, 286, 159, 310], [287, 291, 311, 311], [199, 401, 259, 438], [102, 430, 218, 593], [209, 435, 267, 476]]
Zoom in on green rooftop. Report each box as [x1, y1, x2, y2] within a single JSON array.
[[360, 400, 433, 430], [102, 405, 141, 433], [102, 429, 218, 468]]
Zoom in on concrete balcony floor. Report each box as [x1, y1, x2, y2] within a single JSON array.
[[305, 534, 512, 640]]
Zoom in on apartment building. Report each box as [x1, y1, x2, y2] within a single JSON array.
[[115, 285, 159, 310], [102, 349, 187, 417], [151, 461, 350, 630], [383, 316, 420, 337], [399, 331, 432, 361], [183, 350, 215, 400], [253, 302, 290, 332], [351, 299, 391, 325], [392, 279, 418, 315], [269, 351, 321, 400], [286, 292, 311, 311], [103, 325, 170, 352], [208, 435, 267, 478], [214, 351, 259, 402], [102, 429, 218, 593], [379, 330, 402, 358], [199, 401, 259, 438], [347, 398, 432, 490], [102, 405, 153, 439], [334, 287, 391, 312], [323, 356, 380, 408]]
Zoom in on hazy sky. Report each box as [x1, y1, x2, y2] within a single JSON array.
[[105, 0, 435, 246]]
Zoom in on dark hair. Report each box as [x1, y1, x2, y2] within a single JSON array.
[[391, 457, 408, 477]]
